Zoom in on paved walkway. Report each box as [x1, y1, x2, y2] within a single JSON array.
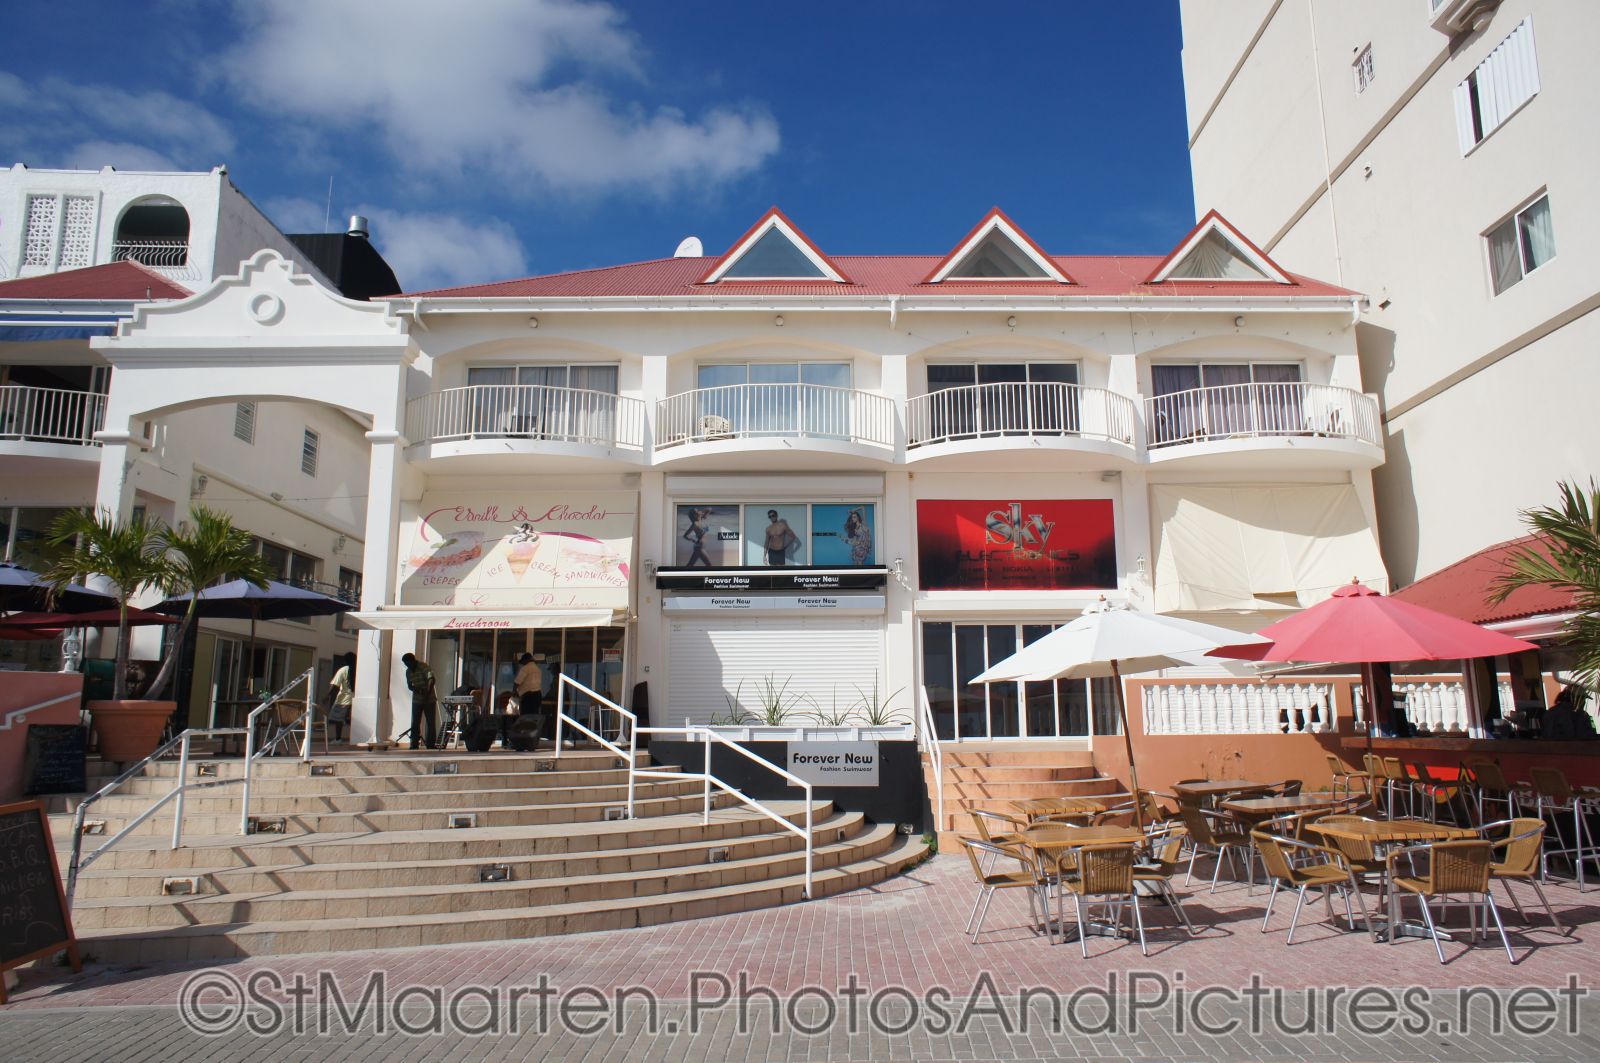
[[3, 854, 1598, 1061]]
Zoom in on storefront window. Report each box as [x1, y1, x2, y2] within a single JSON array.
[[921, 621, 1111, 740], [673, 502, 877, 568]]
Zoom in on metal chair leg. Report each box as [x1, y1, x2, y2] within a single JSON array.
[[1484, 892, 1515, 963], [965, 886, 985, 933], [1261, 879, 1281, 931], [1416, 895, 1447, 964], [1131, 892, 1148, 956], [1073, 893, 1088, 958], [1164, 882, 1197, 935], [1527, 879, 1567, 934], [970, 887, 996, 943], [1287, 885, 1309, 944]]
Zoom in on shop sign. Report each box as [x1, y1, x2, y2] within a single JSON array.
[[656, 567, 886, 592], [787, 742, 879, 787], [916, 499, 1116, 591], [663, 594, 886, 614], [401, 492, 635, 608]]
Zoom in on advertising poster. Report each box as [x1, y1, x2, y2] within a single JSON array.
[[811, 504, 875, 565], [400, 492, 635, 608], [745, 504, 807, 566], [916, 499, 1116, 590], [675, 504, 742, 567]]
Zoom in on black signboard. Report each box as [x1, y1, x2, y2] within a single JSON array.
[[656, 566, 887, 592], [23, 724, 88, 797], [0, 801, 80, 1001]]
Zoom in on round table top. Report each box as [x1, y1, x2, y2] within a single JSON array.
[[1173, 779, 1276, 798], [1017, 825, 1145, 849], [1307, 819, 1477, 845], [1009, 797, 1107, 819], [1222, 794, 1350, 816]]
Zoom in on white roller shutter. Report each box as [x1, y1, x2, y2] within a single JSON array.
[[667, 617, 885, 726]]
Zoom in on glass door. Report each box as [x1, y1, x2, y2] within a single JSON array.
[[920, 621, 1118, 740]]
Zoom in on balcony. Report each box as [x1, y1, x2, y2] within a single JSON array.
[[655, 383, 896, 469], [905, 382, 1138, 469], [1143, 382, 1384, 470], [112, 239, 200, 283], [0, 385, 107, 471], [404, 384, 646, 472]]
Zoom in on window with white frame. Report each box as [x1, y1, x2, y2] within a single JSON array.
[[1486, 194, 1555, 295], [694, 362, 852, 436], [233, 402, 256, 443], [256, 538, 318, 622], [300, 428, 319, 476], [924, 361, 1080, 439], [463, 363, 619, 439], [1148, 363, 1303, 445], [1454, 17, 1539, 154], [1353, 45, 1375, 93]]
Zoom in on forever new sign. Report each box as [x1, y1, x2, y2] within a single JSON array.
[[786, 742, 879, 787]]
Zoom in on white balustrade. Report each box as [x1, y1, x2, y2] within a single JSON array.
[[1144, 382, 1381, 449], [905, 381, 1136, 449], [1142, 681, 1335, 735], [1350, 679, 1515, 735], [0, 385, 107, 446], [406, 384, 645, 449], [655, 383, 895, 449]]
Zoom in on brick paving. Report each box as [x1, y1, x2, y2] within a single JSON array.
[[3, 853, 1599, 1061]]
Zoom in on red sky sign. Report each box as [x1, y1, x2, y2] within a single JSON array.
[[916, 499, 1117, 591]]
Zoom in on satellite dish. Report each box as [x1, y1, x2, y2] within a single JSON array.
[[673, 236, 703, 258]]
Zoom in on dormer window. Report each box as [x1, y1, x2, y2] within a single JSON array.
[[699, 208, 849, 283], [924, 208, 1072, 284], [1147, 211, 1292, 284]]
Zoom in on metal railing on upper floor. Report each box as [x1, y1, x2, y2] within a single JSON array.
[[1144, 382, 1381, 450], [655, 383, 895, 450], [0, 385, 106, 446], [905, 381, 1136, 450], [405, 384, 646, 450]]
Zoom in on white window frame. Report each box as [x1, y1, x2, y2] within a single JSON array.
[[1353, 45, 1375, 94], [463, 362, 621, 393], [233, 402, 257, 444], [300, 428, 319, 477], [694, 361, 854, 389], [1454, 17, 1539, 156], [1483, 192, 1554, 296]]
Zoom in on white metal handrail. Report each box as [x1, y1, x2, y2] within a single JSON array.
[[917, 686, 945, 833], [0, 385, 107, 445], [65, 726, 246, 906], [655, 383, 895, 449], [405, 384, 646, 449], [111, 239, 200, 281], [906, 382, 1135, 449], [635, 725, 815, 898], [1144, 382, 1381, 449], [240, 667, 317, 834]]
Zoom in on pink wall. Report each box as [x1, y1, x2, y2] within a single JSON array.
[[0, 672, 85, 802]]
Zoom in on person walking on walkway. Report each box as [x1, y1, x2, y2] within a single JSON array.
[[401, 652, 438, 750], [514, 652, 544, 718], [325, 652, 355, 743]]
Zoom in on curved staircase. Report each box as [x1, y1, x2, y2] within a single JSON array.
[[49, 749, 926, 963]]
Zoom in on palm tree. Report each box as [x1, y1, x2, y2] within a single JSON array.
[[42, 508, 174, 700], [1493, 479, 1600, 685], [143, 506, 274, 700]]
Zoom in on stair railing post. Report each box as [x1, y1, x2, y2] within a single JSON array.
[[554, 677, 565, 751], [241, 717, 256, 835], [171, 731, 191, 850], [804, 784, 814, 899], [626, 721, 637, 819], [703, 733, 712, 825], [302, 671, 315, 762]]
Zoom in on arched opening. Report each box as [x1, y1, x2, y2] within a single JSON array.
[[113, 196, 191, 269]]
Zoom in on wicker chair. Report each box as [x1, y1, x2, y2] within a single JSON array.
[[1465, 759, 1527, 825], [1326, 754, 1371, 800], [1253, 831, 1373, 943], [967, 809, 1026, 872], [1058, 843, 1147, 957], [1134, 825, 1198, 936], [1310, 814, 1386, 883], [1387, 840, 1514, 964], [961, 838, 1043, 943], [1481, 818, 1566, 934], [1527, 767, 1600, 889], [1178, 798, 1255, 891]]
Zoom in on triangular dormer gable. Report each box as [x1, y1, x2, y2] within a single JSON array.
[[698, 207, 850, 284], [923, 208, 1072, 284], [1146, 210, 1293, 284]]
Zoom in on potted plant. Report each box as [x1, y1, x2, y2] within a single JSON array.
[[44, 508, 176, 762]]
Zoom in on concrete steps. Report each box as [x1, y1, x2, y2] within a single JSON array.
[[923, 745, 1119, 847], [56, 748, 926, 962]]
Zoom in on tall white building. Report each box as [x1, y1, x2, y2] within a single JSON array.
[[89, 205, 1387, 751], [0, 165, 376, 723], [1179, 0, 1596, 585]]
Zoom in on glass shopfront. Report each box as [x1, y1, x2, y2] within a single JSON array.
[[432, 625, 627, 714]]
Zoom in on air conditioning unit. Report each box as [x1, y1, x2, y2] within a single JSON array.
[[1429, 0, 1499, 35], [697, 414, 734, 439]]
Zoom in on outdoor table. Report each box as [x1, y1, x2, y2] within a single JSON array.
[[1018, 825, 1149, 940], [212, 699, 260, 755], [1009, 797, 1107, 823], [1172, 780, 1275, 808], [1306, 819, 1478, 941], [1221, 793, 1348, 827]]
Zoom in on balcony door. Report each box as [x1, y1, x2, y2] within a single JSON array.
[[465, 364, 618, 440], [1149, 363, 1301, 444], [921, 621, 1116, 741], [925, 362, 1078, 440], [696, 362, 850, 437]]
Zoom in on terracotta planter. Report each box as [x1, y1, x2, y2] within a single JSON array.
[[88, 699, 175, 763]]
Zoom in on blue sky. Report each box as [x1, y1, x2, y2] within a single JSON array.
[[0, 2, 1196, 291]]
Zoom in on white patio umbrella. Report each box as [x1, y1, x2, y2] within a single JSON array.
[[971, 600, 1271, 827]]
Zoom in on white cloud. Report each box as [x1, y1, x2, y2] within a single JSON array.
[[0, 70, 233, 170], [63, 141, 181, 172], [356, 207, 529, 291], [263, 196, 330, 235], [217, 0, 778, 194]]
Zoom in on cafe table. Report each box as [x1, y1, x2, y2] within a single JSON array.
[[1172, 779, 1276, 806], [1009, 796, 1108, 824], [1018, 825, 1148, 940], [1306, 819, 1478, 941], [1221, 793, 1351, 828]]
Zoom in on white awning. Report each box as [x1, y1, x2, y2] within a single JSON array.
[[346, 609, 617, 632], [1151, 484, 1388, 612]]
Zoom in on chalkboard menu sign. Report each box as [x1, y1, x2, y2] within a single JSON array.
[[0, 801, 80, 1002], [24, 724, 88, 796]]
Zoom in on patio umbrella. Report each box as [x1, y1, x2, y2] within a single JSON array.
[[1210, 579, 1539, 740], [973, 600, 1271, 827], [150, 579, 354, 692], [3, 607, 181, 629], [0, 561, 117, 613], [0, 624, 54, 641]]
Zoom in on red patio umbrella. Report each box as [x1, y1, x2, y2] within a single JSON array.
[[1212, 579, 1539, 739], [2, 607, 182, 629]]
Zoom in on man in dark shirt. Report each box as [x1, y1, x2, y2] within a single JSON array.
[[401, 652, 438, 750]]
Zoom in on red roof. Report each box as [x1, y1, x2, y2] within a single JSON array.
[[405, 254, 1356, 300], [0, 261, 190, 301], [1391, 535, 1579, 625]]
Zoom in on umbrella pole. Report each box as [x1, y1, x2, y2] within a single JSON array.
[[1112, 660, 1145, 831]]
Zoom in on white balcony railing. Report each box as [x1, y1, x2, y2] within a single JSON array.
[[1144, 382, 1381, 450], [0, 385, 106, 446], [1143, 681, 1338, 736], [406, 384, 646, 450], [655, 383, 895, 450], [112, 239, 200, 282], [906, 382, 1136, 450]]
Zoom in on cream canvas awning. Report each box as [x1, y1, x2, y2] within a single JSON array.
[[347, 609, 617, 632], [1151, 484, 1387, 612]]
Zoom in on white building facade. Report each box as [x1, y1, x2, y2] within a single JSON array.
[[90, 207, 1387, 751], [1179, 0, 1597, 584], [0, 165, 368, 719]]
